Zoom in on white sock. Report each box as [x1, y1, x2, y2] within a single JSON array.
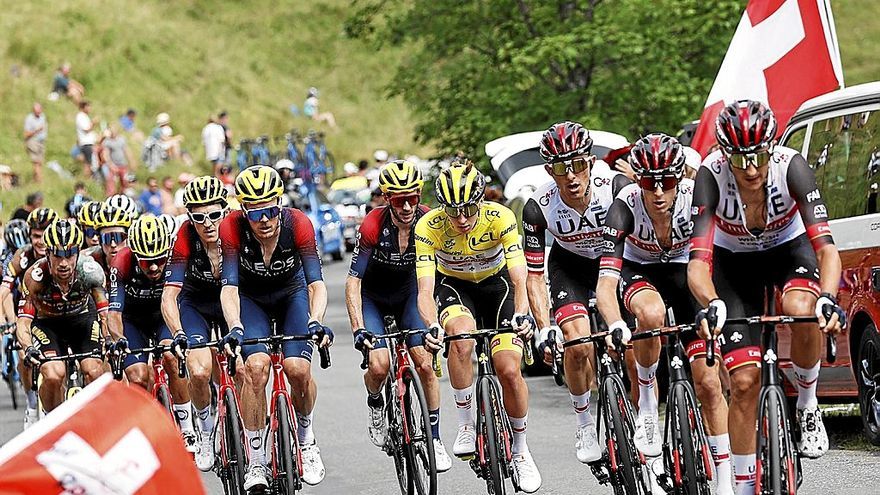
[[793, 362, 820, 410], [708, 434, 732, 490], [509, 415, 528, 455], [297, 411, 314, 445], [245, 428, 266, 466], [732, 453, 756, 495], [570, 391, 593, 428], [26, 389, 38, 410], [453, 386, 475, 428], [173, 402, 195, 433], [636, 362, 659, 415], [195, 404, 215, 435]]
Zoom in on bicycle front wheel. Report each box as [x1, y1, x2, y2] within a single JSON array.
[[156, 383, 174, 419], [669, 382, 711, 495], [402, 366, 437, 495], [221, 388, 247, 495], [479, 377, 507, 495], [276, 396, 301, 493], [386, 377, 412, 495], [604, 375, 651, 495], [756, 387, 798, 495]]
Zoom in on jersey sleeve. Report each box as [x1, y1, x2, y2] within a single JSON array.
[[689, 166, 719, 264], [218, 212, 243, 287], [291, 209, 323, 284], [82, 258, 109, 313], [599, 197, 635, 278], [499, 206, 526, 269], [414, 214, 438, 280], [16, 273, 36, 319], [787, 154, 835, 251], [611, 173, 633, 196], [165, 222, 193, 288], [108, 250, 132, 313], [521, 198, 547, 274], [349, 208, 381, 279], [2, 249, 25, 291]]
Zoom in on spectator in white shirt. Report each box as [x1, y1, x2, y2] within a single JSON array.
[[201, 116, 226, 175], [75, 101, 97, 176]]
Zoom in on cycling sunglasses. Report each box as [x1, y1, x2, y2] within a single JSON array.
[[548, 155, 594, 176], [49, 247, 80, 258], [443, 203, 480, 219], [100, 231, 127, 246], [387, 193, 420, 209], [188, 210, 225, 225], [137, 256, 168, 272], [83, 227, 97, 239], [725, 150, 771, 170], [244, 205, 282, 222], [637, 174, 680, 191]]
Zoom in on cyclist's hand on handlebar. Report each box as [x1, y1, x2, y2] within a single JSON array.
[[114, 337, 130, 355], [816, 292, 846, 334], [537, 327, 560, 366], [604, 320, 631, 351], [25, 346, 43, 366], [424, 323, 444, 353], [221, 327, 244, 357], [308, 320, 333, 348], [171, 331, 189, 359], [103, 339, 116, 357], [696, 299, 727, 340], [353, 328, 375, 352], [512, 313, 537, 340]]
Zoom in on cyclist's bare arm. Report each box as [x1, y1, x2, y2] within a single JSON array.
[[15, 277, 36, 349], [417, 275, 439, 326], [526, 273, 552, 330], [0, 291, 13, 326], [219, 285, 244, 330], [688, 166, 720, 307], [522, 198, 551, 329], [345, 275, 365, 331], [509, 265, 531, 315], [815, 245, 842, 296], [308, 280, 328, 324], [107, 311, 124, 341], [91, 286, 110, 340], [15, 316, 33, 350], [161, 284, 184, 333], [596, 276, 624, 327], [415, 229, 439, 326]]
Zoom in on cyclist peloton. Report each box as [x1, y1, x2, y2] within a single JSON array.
[[419, 160, 542, 493], [218, 165, 332, 490], [1, 208, 58, 428], [524, 121, 629, 464], [16, 220, 108, 413], [688, 100, 845, 494], [162, 176, 230, 472], [107, 215, 200, 454], [598, 134, 732, 494], [346, 160, 452, 471]]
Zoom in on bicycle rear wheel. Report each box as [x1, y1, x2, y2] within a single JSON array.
[[221, 388, 247, 495], [479, 377, 507, 495], [402, 367, 437, 495], [669, 382, 711, 495], [604, 375, 651, 495], [275, 395, 301, 493], [3, 342, 17, 410], [386, 378, 412, 495], [756, 388, 798, 495]]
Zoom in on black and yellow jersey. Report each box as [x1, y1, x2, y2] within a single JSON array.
[[414, 202, 525, 283]]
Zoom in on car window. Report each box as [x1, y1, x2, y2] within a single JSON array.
[[805, 110, 879, 219], [782, 125, 807, 155]]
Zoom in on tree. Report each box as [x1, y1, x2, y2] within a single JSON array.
[[347, 0, 744, 162]]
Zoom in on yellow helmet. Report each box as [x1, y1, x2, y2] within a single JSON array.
[[183, 176, 228, 208], [77, 201, 103, 228], [434, 158, 485, 207], [235, 166, 284, 204], [43, 219, 84, 252], [95, 205, 134, 230], [379, 160, 423, 194], [128, 215, 172, 258], [27, 207, 59, 231]]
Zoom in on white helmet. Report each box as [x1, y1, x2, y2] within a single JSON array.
[[105, 194, 139, 218], [343, 162, 359, 176], [308, 87, 319, 97], [157, 213, 179, 238], [275, 159, 295, 171], [373, 149, 389, 162]]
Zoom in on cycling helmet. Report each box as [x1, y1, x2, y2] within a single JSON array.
[[128, 215, 171, 259], [157, 213, 179, 238], [183, 176, 228, 208], [275, 159, 295, 172], [76, 201, 103, 228], [435, 159, 485, 207], [4, 219, 29, 251], [27, 208, 58, 231], [714, 99, 778, 154], [539, 121, 594, 163], [379, 160, 423, 194], [629, 133, 686, 177], [105, 194, 139, 218], [43, 219, 83, 252], [235, 165, 284, 204], [96, 205, 134, 229]]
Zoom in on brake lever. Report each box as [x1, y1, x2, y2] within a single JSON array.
[[706, 305, 718, 368]]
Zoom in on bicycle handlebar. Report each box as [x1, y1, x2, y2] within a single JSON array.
[[442, 328, 519, 359], [358, 329, 427, 370]]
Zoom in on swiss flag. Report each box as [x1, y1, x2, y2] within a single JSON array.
[[0, 375, 205, 494], [691, 0, 844, 156]]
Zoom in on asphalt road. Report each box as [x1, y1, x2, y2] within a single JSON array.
[[1, 255, 878, 494]]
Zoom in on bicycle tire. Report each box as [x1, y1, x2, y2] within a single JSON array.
[[386, 377, 412, 495], [670, 383, 710, 495], [3, 342, 17, 410], [757, 388, 798, 495], [156, 384, 174, 419], [604, 375, 650, 495], [222, 388, 247, 495], [276, 395, 301, 494], [402, 367, 437, 495], [479, 377, 507, 495]]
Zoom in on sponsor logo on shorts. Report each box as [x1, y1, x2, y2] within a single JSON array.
[[730, 331, 743, 343], [556, 290, 568, 300]]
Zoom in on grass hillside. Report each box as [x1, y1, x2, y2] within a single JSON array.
[[0, 0, 877, 214]]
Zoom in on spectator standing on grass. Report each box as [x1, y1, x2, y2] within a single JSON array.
[[75, 101, 97, 176], [303, 87, 337, 128], [10, 192, 43, 221], [101, 125, 135, 196], [159, 176, 176, 215], [151, 113, 184, 162], [139, 177, 163, 216], [23, 103, 47, 183], [119, 108, 144, 143], [201, 115, 226, 174], [51, 63, 85, 104], [64, 182, 91, 218]]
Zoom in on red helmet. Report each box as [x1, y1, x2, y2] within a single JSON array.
[[629, 133, 686, 176], [714, 99, 778, 154], [539, 121, 593, 163]]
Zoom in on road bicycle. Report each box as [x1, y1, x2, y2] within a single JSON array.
[[29, 348, 99, 408], [359, 317, 437, 495], [1, 323, 20, 410], [109, 340, 186, 420]]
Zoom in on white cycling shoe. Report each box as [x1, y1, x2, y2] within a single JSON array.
[[301, 441, 326, 485], [511, 451, 542, 493], [452, 424, 476, 457], [243, 463, 269, 491], [797, 406, 829, 459], [181, 430, 199, 454], [23, 408, 38, 431], [634, 413, 662, 457], [194, 434, 214, 472], [368, 403, 387, 448], [575, 424, 601, 463], [433, 438, 452, 472]]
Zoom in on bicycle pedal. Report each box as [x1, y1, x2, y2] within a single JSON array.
[[587, 459, 610, 485], [456, 452, 476, 461], [655, 472, 674, 493]]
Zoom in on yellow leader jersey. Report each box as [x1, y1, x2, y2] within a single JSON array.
[[414, 202, 525, 283]]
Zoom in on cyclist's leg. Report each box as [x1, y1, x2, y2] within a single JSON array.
[[278, 288, 319, 445], [435, 276, 478, 437], [122, 317, 150, 390], [239, 294, 272, 466], [362, 296, 391, 395], [400, 291, 441, 435], [70, 314, 104, 384], [178, 294, 216, 439], [31, 322, 64, 412]]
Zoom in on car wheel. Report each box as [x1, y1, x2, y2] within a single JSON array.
[[857, 323, 880, 446], [331, 250, 344, 261]]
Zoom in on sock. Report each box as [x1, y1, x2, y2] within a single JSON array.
[[367, 391, 384, 409], [636, 362, 659, 415], [173, 402, 195, 433], [297, 411, 314, 445], [26, 389, 38, 410], [708, 434, 732, 489], [245, 428, 266, 466], [453, 386, 475, 427], [195, 405, 215, 435], [793, 362, 820, 410], [570, 391, 593, 428], [732, 454, 756, 495], [429, 408, 441, 439], [509, 415, 528, 455]]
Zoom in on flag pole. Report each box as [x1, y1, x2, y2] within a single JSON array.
[[819, 0, 845, 88]]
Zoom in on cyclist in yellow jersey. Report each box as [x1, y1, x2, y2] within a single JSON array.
[[419, 160, 542, 493]]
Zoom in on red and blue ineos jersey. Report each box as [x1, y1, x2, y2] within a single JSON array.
[[109, 247, 165, 316], [219, 208, 323, 294], [164, 221, 222, 294], [349, 205, 429, 299]]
